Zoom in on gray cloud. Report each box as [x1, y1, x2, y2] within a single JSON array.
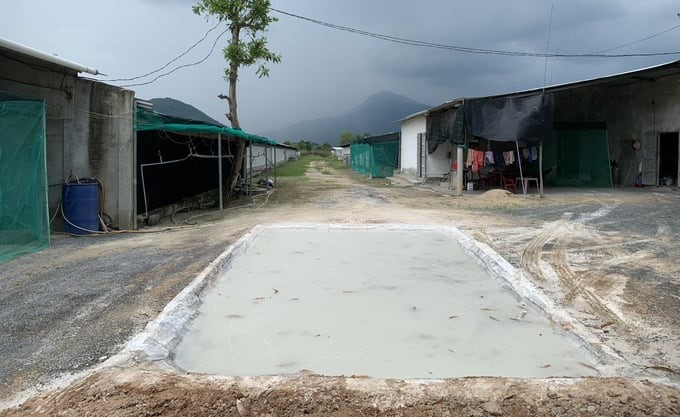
[[2, 0, 680, 134]]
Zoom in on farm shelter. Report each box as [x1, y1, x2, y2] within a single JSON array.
[[0, 93, 49, 263], [400, 59, 680, 189], [135, 106, 280, 217], [247, 142, 299, 175], [0, 37, 136, 234], [350, 132, 400, 178]]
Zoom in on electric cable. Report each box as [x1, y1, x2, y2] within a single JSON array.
[[104, 20, 224, 82], [595, 23, 680, 53], [120, 25, 230, 87], [271, 8, 680, 58]]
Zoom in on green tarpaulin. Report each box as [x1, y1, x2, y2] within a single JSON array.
[[135, 108, 277, 145]]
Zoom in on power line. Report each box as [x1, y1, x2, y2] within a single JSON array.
[[595, 23, 680, 53], [105, 20, 224, 83], [120, 26, 230, 87], [271, 8, 680, 58]]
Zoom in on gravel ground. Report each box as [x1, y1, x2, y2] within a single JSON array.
[[0, 223, 250, 400]]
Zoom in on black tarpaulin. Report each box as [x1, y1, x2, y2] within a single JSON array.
[[464, 94, 554, 145], [426, 107, 455, 154], [426, 106, 466, 154]]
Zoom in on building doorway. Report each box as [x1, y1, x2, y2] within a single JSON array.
[[658, 132, 679, 186]]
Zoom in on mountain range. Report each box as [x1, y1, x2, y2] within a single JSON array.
[[149, 91, 430, 145], [263, 91, 429, 145]]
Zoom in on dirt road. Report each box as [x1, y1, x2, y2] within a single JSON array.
[[0, 159, 678, 416]]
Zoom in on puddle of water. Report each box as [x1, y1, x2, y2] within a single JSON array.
[[174, 228, 597, 379]]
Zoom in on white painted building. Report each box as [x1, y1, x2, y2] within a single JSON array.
[[246, 143, 299, 174], [399, 110, 454, 179]]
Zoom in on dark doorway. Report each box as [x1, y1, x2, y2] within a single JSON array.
[[658, 132, 679, 186]]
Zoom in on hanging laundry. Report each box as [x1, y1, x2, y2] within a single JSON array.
[[522, 148, 530, 160], [476, 150, 485, 167], [529, 146, 537, 162], [485, 151, 495, 164], [503, 151, 515, 165], [467, 148, 474, 167]]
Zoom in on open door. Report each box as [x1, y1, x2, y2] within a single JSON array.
[[641, 132, 658, 185], [658, 132, 679, 186]]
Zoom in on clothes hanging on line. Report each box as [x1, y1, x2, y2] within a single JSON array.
[[503, 151, 515, 165], [485, 151, 495, 164]]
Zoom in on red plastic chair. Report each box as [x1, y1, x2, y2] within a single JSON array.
[[501, 175, 517, 194]]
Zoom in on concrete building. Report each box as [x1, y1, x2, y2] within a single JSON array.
[[0, 38, 136, 230], [399, 110, 454, 179]]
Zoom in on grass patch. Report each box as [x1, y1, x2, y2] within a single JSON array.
[[273, 155, 324, 177]]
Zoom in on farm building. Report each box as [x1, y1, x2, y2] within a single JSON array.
[[399, 60, 680, 190]]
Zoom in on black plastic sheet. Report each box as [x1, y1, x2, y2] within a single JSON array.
[[464, 94, 553, 145]]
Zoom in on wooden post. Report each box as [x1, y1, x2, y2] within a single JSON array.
[[456, 145, 464, 196]]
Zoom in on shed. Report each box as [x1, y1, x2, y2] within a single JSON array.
[[401, 60, 680, 189]]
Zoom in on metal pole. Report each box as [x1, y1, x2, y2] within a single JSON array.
[[516, 140, 526, 194], [456, 145, 464, 196], [218, 133, 223, 210], [539, 142, 544, 198]]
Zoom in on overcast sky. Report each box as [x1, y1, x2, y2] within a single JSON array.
[[3, 0, 680, 136]]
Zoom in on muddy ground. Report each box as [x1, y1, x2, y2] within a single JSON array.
[[0, 159, 678, 416]]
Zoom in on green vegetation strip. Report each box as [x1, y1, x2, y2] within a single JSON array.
[[275, 155, 347, 177]]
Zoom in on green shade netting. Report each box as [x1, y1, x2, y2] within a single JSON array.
[[135, 108, 277, 145], [0, 98, 49, 264], [350, 140, 399, 178], [540, 129, 612, 187]]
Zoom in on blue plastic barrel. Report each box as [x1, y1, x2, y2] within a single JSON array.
[[62, 182, 100, 235]]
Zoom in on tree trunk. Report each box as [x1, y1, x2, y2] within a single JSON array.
[[226, 26, 245, 202]]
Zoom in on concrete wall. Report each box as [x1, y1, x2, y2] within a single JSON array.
[[400, 114, 453, 178], [0, 51, 136, 229], [427, 141, 454, 177], [554, 73, 680, 186], [400, 115, 426, 176]]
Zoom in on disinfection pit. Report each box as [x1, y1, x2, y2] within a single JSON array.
[[164, 225, 603, 379]]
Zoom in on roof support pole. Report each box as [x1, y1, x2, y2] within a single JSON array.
[[456, 145, 464, 196], [218, 133, 223, 211], [539, 142, 544, 198], [516, 140, 526, 195]]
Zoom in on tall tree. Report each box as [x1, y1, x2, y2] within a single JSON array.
[[193, 0, 281, 193]]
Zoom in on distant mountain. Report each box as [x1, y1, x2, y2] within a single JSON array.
[[263, 91, 430, 145], [149, 97, 224, 126]]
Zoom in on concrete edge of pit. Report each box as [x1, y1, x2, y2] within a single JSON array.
[[121, 222, 631, 378]]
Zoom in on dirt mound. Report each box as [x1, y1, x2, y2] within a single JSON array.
[[479, 189, 513, 200], [2, 369, 678, 417]]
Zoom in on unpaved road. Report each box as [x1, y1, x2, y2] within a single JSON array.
[[0, 159, 678, 416]]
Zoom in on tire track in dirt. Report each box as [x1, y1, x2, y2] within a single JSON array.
[[520, 213, 623, 325]]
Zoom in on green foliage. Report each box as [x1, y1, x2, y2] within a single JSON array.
[[192, 0, 281, 80], [339, 131, 357, 145], [340, 131, 372, 145]]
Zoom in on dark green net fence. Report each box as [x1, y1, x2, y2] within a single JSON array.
[[350, 137, 399, 178], [542, 129, 612, 187], [0, 95, 49, 264]]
